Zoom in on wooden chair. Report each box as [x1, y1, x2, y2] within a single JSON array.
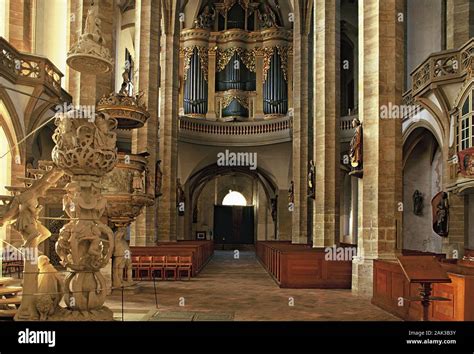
[[164, 256, 179, 280], [151, 256, 166, 280], [138, 256, 153, 280], [131, 256, 141, 279], [178, 256, 192, 280]]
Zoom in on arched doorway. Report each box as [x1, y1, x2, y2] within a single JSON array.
[[215, 189, 254, 245], [402, 127, 443, 253], [185, 164, 278, 247]]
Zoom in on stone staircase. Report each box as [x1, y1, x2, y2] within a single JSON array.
[[0, 277, 22, 318]]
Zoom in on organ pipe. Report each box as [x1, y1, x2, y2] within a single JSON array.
[[184, 48, 208, 115]]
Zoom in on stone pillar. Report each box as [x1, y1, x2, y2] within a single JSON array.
[[352, 0, 404, 297], [446, 0, 474, 49], [291, 2, 311, 244], [67, 0, 115, 105], [313, 0, 340, 248], [8, 0, 33, 52], [157, 0, 180, 242], [206, 47, 217, 120], [130, 0, 161, 246], [254, 52, 265, 119]]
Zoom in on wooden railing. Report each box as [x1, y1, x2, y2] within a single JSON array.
[[411, 38, 474, 96], [0, 37, 63, 96]]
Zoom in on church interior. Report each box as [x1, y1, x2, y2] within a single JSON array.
[[0, 0, 473, 324]]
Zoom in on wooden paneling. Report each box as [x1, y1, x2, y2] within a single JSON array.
[[373, 259, 474, 321], [256, 242, 352, 289]]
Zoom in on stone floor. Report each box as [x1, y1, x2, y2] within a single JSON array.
[[106, 251, 399, 321]]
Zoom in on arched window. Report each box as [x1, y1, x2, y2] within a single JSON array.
[[459, 90, 474, 151], [222, 190, 247, 206]]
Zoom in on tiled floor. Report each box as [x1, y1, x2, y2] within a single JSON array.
[[106, 250, 399, 321]]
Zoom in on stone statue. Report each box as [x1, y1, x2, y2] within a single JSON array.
[[176, 178, 185, 205], [195, 4, 216, 29], [0, 168, 63, 248], [308, 160, 315, 199], [36, 255, 63, 320], [0, 168, 64, 321], [176, 178, 185, 216], [83, 1, 105, 45], [413, 190, 424, 216], [155, 160, 163, 197], [432, 192, 449, 237], [288, 181, 294, 205], [271, 197, 277, 222], [112, 227, 132, 288], [349, 118, 363, 177], [119, 69, 132, 97], [132, 170, 143, 193], [67, 0, 113, 74]]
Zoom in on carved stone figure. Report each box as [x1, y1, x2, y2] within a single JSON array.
[[177, 178, 185, 205], [176, 178, 185, 216], [288, 181, 294, 205], [119, 69, 132, 97], [271, 197, 277, 222], [195, 4, 216, 29], [258, 2, 277, 29], [132, 170, 143, 193], [112, 227, 132, 288], [66, 1, 113, 74], [0, 168, 64, 321], [155, 160, 163, 197], [36, 255, 63, 320], [432, 192, 449, 237], [349, 118, 363, 177], [0, 169, 63, 247], [413, 190, 424, 216], [308, 160, 315, 199]]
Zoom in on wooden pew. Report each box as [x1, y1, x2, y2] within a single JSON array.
[[256, 241, 352, 288]]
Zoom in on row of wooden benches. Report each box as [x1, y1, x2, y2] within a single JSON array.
[[131, 255, 193, 280]]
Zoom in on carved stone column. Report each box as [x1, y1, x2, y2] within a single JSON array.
[[352, 0, 404, 297], [52, 112, 118, 320], [130, 0, 161, 246], [291, 1, 311, 244], [313, 0, 340, 248], [157, 1, 180, 242]]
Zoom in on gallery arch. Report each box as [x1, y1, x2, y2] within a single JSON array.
[[402, 128, 443, 253], [182, 164, 279, 244]]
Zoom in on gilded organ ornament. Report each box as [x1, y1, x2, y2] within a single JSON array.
[[262, 46, 291, 82], [181, 46, 209, 81], [216, 47, 256, 73]]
